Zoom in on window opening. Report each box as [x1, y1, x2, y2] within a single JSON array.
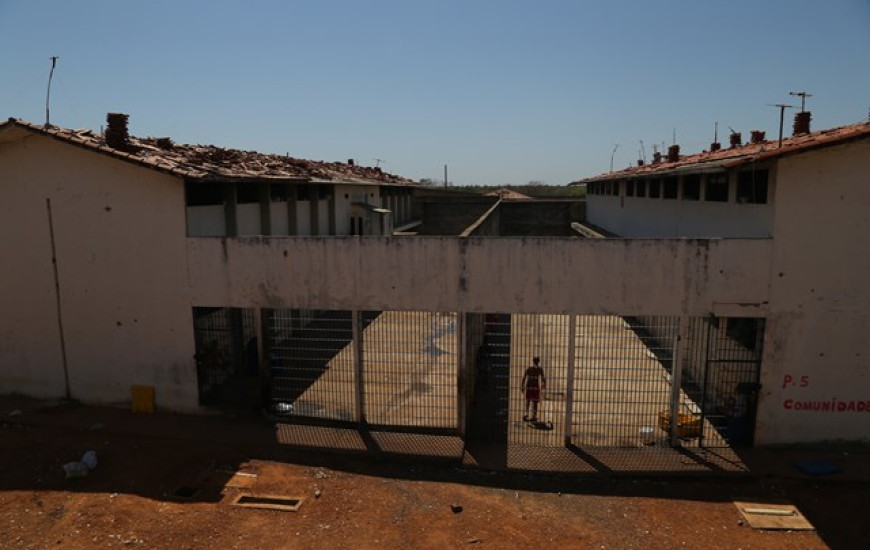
[[705, 174, 729, 202], [683, 175, 701, 200], [736, 169, 768, 204], [663, 177, 678, 199]]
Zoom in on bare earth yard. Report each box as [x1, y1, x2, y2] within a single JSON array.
[[1, 396, 867, 550]]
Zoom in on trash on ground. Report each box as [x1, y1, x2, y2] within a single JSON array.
[[63, 461, 89, 479], [81, 450, 98, 470], [793, 458, 841, 476]]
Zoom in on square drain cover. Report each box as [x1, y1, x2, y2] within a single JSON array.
[[734, 501, 814, 531], [230, 494, 304, 512]]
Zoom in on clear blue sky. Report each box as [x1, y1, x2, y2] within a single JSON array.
[[2, 1, 869, 185]]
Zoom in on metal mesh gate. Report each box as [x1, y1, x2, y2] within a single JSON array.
[[681, 317, 764, 448], [362, 311, 458, 430], [508, 314, 572, 446], [570, 316, 678, 448], [265, 309, 356, 422], [193, 307, 258, 409]]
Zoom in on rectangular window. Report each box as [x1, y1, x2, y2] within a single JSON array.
[[636, 180, 647, 198], [683, 175, 700, 200], [296, 184, 310, 201], [705, 174, 729, 202], [270, 184, 290, 202], [236, 184, 260, 204], [185, 182, 224, 207], [736, 169, 769, 204], [663, 177, 678, 199], [611, 181, 621, 196], [626, 180, 635, 197], [318, 185, 332, 200], [648, 179, 661, 198]]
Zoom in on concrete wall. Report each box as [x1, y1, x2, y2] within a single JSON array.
[[588, 172, 775, 238], [187, 236, 771, 316], [417, 198, 498, 235], [0, 134, 198, 410], [758, 139, 870, 444], [499, 200, 584, 236]]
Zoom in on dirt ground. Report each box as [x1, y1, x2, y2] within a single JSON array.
[[1, 396, 867, 550]]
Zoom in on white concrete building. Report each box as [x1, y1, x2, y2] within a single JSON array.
[[1, 114, 868, 450], [576, 119, 870, 445]]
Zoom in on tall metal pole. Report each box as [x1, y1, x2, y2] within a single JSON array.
[[771, 104, 793, 148], [444, 164, 448, 187], [610, 144, 619, 172], [45, 56, 59, 127]]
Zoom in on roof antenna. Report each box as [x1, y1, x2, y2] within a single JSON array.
[[768, 103, 794, 148], [45, 56, 59, 127], [789, 91, 812, 112], [639, 140, 646, 163], [373, 158, 386, 168], [610, 143, 619, 172]]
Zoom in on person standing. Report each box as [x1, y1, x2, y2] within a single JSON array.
[[522, 355, 546, 421]]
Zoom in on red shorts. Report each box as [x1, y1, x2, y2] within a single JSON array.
[[525, 387, 540, 401]]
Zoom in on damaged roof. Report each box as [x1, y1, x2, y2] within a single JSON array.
[[0, 118, 413, 185], [574, 120, 870, 184]]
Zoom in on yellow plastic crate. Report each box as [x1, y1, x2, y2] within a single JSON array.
[[130, 385, 155, 414], [658, 408, 701, 438]]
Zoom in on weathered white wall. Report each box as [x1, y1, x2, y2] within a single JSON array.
[[588, 174, 774, 238], [187, 236, 771, 316], [757, 140, 870, 444], [187, 205, 225, 237], [236, 203, 261, 236], [296, 202, 311, 236], [0, 133, 198, 410], [334, 184, 380, 235], [270, 202, 290, 235]]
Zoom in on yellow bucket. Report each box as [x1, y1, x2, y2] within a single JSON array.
[[130, 385, 155, 414]]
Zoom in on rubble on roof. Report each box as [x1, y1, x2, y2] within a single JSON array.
[[2, 119, 412, 185]]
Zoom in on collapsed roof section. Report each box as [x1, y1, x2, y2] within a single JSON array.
[[0, 117, 414, 186]]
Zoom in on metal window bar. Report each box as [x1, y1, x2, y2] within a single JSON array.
[[192, 307, 258, 409], [361, 311, 458, 430], [509, 314, 571, 447], [570, 316, 679, 448], [265, 309, 356, 422]]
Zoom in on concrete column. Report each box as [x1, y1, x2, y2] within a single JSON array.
[[259, 183, 271, 236], [287, 185, 298, 235], [309, 186, 319, 235], [224, 182, 238, 237], [328, 186, 336, 235]]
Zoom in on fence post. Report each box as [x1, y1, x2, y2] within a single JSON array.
[[457, 312, 467, 437], [353, 310, 366, 425], [563, 314, 577, 447], [668, 316, 687, 446]]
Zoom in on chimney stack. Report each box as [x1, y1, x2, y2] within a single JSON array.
[[105, 113, 130, 150], [710, 141, 722, 152], [729, 131, 742, 148], [652, 151, 662, 164], [750, 130, 766, 144], [667, 144, 680, 163], [347, 158, 355, 166], [637, 159, 645, 166], [793, 111, 811, 135]]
